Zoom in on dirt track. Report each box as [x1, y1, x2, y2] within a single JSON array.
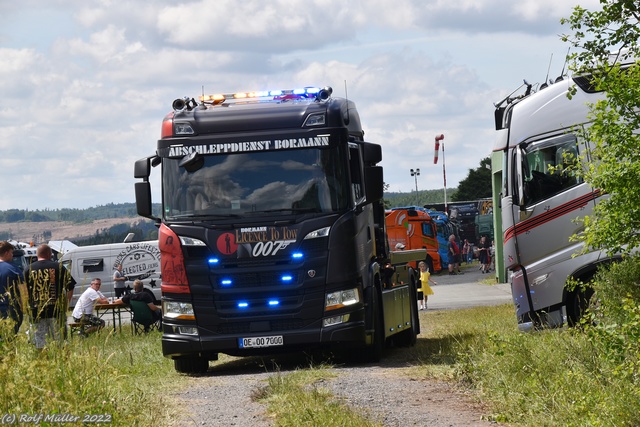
[[0, 219, 138, 243]]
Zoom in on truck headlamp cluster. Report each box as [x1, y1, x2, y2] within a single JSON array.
[[304, 226, 330, 240], [325, 288, 360, 311], [164, 301, 195, 320], [180, 236, 206, 246]]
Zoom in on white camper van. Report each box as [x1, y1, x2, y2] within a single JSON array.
[[56, 238, 161, 307]]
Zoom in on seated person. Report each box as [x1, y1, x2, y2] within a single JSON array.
[[71, 278, 108, 335], [114, 279, 162, 326]]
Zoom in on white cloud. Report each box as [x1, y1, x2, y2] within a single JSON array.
[[0, 0, 600, 209]]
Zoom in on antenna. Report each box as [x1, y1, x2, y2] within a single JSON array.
[[197, 85, 207, 109], [557, 47, 571, 81], [344, 80, 350, 121], [540, 53, 553, 89]]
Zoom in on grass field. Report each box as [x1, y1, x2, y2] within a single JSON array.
[[2, 300, 638, 426]]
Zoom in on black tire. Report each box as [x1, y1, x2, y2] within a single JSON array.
[[566, 287, 594, 327], [394, 281, 419, 347], [425, 257, 434, 274], [363, 288, 384, 363], [174, 357, 209, 374]]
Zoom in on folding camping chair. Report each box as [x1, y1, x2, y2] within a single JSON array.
[[129, 300, 161, 334]]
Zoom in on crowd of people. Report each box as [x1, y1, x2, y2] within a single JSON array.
[[0, 241, 161, 348]]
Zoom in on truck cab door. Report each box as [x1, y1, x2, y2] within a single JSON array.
[[509, 133, 595, 312], [502, 147, 522, 271]]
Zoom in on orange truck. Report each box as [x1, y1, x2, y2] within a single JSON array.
[[385, 207, 443, 273]]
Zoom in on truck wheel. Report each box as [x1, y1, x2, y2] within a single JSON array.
[[566, 286, 594, 327], [425, 257, 434, 274], [363, 288, 384, 363], [174, 357, 209, 374]]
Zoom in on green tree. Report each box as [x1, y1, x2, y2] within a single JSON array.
[[561, 1, 640, 254], [452, 157, 492, 202]]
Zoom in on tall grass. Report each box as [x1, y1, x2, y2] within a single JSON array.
[[3, 259, 638, 427], [420, 302, 638, 425], [0, 324, 178, 426]]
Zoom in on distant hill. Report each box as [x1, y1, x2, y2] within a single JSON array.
[[0, 203, 161, 244], [0, 192, 458, 244], [0, 203, 162, 224]]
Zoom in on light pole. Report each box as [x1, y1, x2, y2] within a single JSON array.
[[410, 168, 420, 205]]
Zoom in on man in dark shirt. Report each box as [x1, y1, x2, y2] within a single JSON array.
[[25, 244, 75, 348], [116, 279, 162, 325], [0, 241, 24, 335]]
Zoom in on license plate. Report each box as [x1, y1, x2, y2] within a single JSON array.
[[238, 335, 284, 349]]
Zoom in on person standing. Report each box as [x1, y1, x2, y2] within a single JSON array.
[[447, 234, 461, 275], [113, 264, 127, 298], [71, 278, 108, 335], [462, 239, 472, 264], [478, 235, 491, 273], [25, 244, 75, 349], [417, 261, 437, 310], [0, 241, 24, 335]]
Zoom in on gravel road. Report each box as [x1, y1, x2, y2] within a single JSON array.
[[170, 266, 509, 426]]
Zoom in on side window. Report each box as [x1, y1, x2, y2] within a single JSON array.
[[422, 222, 435, 238], [348, 145, 364, 202], [522, 135, 582, 206], [82, 258, 104, 273]]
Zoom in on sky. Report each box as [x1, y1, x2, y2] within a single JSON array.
[[0, 0, 601, 211]]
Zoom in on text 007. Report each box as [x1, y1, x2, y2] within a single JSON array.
[[238, 335, 284, 349]]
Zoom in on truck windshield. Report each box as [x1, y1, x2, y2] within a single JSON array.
[[162, 146, 349, 219]]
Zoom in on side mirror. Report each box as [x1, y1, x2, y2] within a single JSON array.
[[135, 182, 154, 219], [134, 157, 150, 179], [364, 166, 384, 202], [362, 142, 382, 165]]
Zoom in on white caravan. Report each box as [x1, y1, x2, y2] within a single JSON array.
[[57, 237, 161, 307], [493, 56, 633, 331]]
